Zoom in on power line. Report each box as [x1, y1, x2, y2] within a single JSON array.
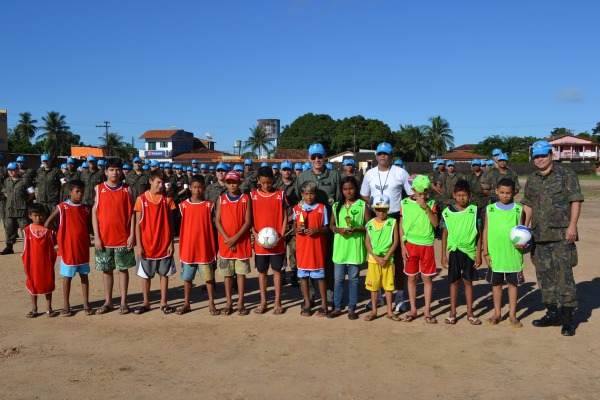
[[96, 121, 111, 156]]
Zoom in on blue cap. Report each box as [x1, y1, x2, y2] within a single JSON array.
[[244, 158, 252, 165], [87, 156, 96, 162], [182, 166, 187, 172], [447, 160, 455, 166], [281, 160, 293, 170], [16, 156, 25, 162], [159, 163, 164, 168], [81, 162, 88, 168], [60, 163, 67, 169], [7, 162, 18, 170], [216, 162, 229, 171], [209, 165, 215, 170], [497, 153, 508, 161], [67, 157, 76, 164], [164, 163, 172, 168], [133, 157, 142, 163], [531, 140, 553, 157], [393, 159, 404, 166], [41, 154, 50, 161], [294, 162, 303, 170], [436, 158, 445, 166], [480, 159, 486, 165], [150, 160, 159, 167], [200, 163, 207, 169], [144, 159, 151, 164], [492, 148, 503, 156], [308, 143, 325, 156], [471, 159, 482, 166], [302, 162, 311, 171], [261, 162, 268, 167], [174, 164, 182, 169], [192, 167, 198, 173], [272, 164, 279, 170], [487, 159, 494, 166], [123, 164, 131, 170], [233, 164, 244, 171], [98, 159, 105, 166], [326, 162, 333, 170], [192, 159, 198, 164], [376, 142, 393, 155], [433, 164, 437, 170], [342, 159, 354, 166], [142, 165, 149, 171]]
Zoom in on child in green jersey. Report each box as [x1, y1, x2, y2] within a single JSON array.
[[399, 175, 439, 324], [328, 176, 370, 320], [441, 180, 483, 325], [364, 195, 400, 321], [482, 178, 525, 328]]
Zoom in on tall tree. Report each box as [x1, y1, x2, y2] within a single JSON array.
[[99, 132, 126, 157], [424, 116, 454, 157], [37, 111, 76, 156], [330, 116, 393, 154], [14, 112, 38, 140], [277, 113, 337, 151], [244, 125, 273, 159], [549, 127, 573, 137], [398, 124, 430, 162]]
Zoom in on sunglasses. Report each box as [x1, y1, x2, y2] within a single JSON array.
[[310, 154, 323, 160]]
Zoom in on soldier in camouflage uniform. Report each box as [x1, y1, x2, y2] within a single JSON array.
[[2, 162, 35, 254], [275, 160, 299, 286], [466, 159, 488, 218], [0, 154, 7, 228], [429, 159, 445, 207], [243, 158, 257, 183], [341, 159, 362, 188], [125, 157, 150, 200], [436, 160, 464, 209], [522, 141, 583, 336], [15, 155, 36, 187], [481, 153, 520, 203], [81, 156, 106, 206], [204, 163, 228, 203], [36, 154, 64, 216], [61, 158, 81, 201]]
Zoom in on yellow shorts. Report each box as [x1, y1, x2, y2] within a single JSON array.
[[365, 261, 395, 292]]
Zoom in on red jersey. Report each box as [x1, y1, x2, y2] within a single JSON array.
[[179, 199, 216, 264], [251, 189, 286, 255], [22, 224, 56, 295], [57, 201, 91, 266], [95, 182, 133, 247], [293, 203, 327, 270], [134, 191, 174, 259], [217, 193, 251, 260]]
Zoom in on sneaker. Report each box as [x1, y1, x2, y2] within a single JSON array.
[[393, 302, 407, 313], [0, 247, 14, 255]]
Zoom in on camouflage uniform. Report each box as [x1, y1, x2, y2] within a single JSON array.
[[241, 170, 257, 194], [204, 181, 227, 204], [275, 177, 299, 283], [19, 168, 36, 187], [203, 172, 215, 186], [521, 164, 583, 309], [61, 169, 81, 201], [429, 169, 443, 207], [437, 171, 464, 209], [36, 167, 64, 216], [2, 176, 31, 248], [125, 170, 150, 200], [81, 168, 106, 206], [481, 166, 520, 203], [0, 166, 7, 225]]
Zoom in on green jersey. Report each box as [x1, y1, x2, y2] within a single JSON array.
[[442, 204, 478, 260], [401, 197, 436, 245], [332, 199, 367, 264], [486, 203, 523, 273], [365, 217, 396, 261]]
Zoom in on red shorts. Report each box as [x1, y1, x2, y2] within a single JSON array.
[[403, 242, 437, 276]]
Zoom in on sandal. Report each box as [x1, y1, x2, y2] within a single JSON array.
[[253, 306, 267, 315], [133, 306, 150, 315], [273, 307, 284, 315], [46, 310, 57, 318], [386, 314, 401, 321], [61, 309, 73, 317], [445, 317, 457, 325], [96, 305, 114, 315], [238, 308, 249, 316], [83, 308, 95, 316], [175, 306, 190, 315], [467, 316, 482, 325], [425, 316, 438, 324], [402, 314, 417, 322], [510, 319, 523, 328], [486, 317, 501, 326], [160, 305, 175, 315], [300, 308, 312, 317], [315, 308, 327, 317], [119, 305, 130, 315], [26, 310, 40, 318], [209, 308, 221, 316], [221, 307, 233, 316], [363, 313, 377, 321]]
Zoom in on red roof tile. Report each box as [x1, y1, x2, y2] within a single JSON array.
[[139, 130, 180, 139], [437, 150, 487, 161]]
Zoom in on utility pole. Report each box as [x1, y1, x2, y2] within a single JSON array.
[[96, 121, 111, 156]]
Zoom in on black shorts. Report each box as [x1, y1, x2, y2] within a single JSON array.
[[448, 250, 479, 283], [255, 253, 285, 273], [485, 269, 524, 286]]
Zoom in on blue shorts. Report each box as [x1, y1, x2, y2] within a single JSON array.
[[297, 268, 325, 279], [60, 260, 90, 278]]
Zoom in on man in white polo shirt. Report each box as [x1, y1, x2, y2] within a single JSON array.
[[361, 142, 413, 312]]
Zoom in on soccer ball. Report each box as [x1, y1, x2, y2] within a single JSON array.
[[257, 227, 279, 249], [509, 225, 532, 246]]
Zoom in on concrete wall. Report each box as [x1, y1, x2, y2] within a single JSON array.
[[401, 162, 597, 176]]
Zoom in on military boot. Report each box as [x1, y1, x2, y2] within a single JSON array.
[[560, 307, 576, 336], [0, 245, 14, 255], [532, 304, 561, 327]]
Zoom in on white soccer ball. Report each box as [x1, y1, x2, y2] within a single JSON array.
[[257, 227, 279, 249], [509, 225, 532, 246]]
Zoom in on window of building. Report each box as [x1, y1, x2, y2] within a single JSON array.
[[161, 141, 168, 148], [148, 142, 156, 150]]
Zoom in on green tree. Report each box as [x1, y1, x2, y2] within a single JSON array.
[[14, 112, 38, 140], [473, 135, 508, 157], [277, 113, 337, 151], [244, 125, 273, 159], [398, 124, 430, 162], [98, 132, 127, 157], [424, 116, 454, 157], [549, 127, 573, 137], [37, 111, 78, 156], [590, 122, 600, 142], [330, 116, 393, 154]]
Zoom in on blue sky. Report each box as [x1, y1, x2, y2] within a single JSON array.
[[2, 0, 598, 151]]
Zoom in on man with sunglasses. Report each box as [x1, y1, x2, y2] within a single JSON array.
[[521, 140, 583, 336]]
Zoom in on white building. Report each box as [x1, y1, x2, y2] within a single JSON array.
[[138, 129, 194, 161]]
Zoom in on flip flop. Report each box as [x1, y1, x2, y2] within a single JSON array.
[[300, 308, 312, 317], [133, 306, 150, 315], [26, 310, 40, 318], [445, 317, 457, 325], [238, 308, 249, 316], [96, 305, 114, 315], [510, 319, 523, 328], [160, 305, 175, 315], [175, 306, 190, 315], [61, 309, 73, 317], [468, 316, 482, 325], [273, 307, 284, 315], [316, 308, 327, 317], [425, 316, 438, 324], [253, 306, 267, 315], [46, 310, 57, 318], [402, 314, 417, 322], [363, 313, 377, 321], [209, 308, 221, 316], [83, 308, 96, 316], [386, 314, 401, 321], [119, 305, 130, 315], [221, 307, 233, 316], [486, 317, 501, 326]]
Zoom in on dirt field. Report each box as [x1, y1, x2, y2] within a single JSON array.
[[1, 179, 599, 400]]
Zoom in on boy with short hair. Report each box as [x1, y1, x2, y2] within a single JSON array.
[[293, 181, 329, 317], [22, 203, 56, 317], [45, 180, 94, 316], [251, 166, 288, 315], [176, 175, 218, 315], [134, 170, 177, 314], [441, 179, 483, 325], [215, 171, 253, 316], [399, 175, 439, 323], [363, 195, 400, 321], [92, 159, 136, 315], [483, 178, 525, 328]]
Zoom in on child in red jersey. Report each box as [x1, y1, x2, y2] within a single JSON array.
[[251, 166, 288, 315], [46, 180, 93, 317], [294, 181, 329, 317], [23, 203, 57, 318], [176, 175, 218, 315], [215, 171, 253, 316], [133, 170, 176, 314], [92, 158, 136, 315]]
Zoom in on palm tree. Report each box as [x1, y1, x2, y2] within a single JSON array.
[[14, 112, 38, 140], [244, 125, 273, 159], [399, 124, 430, 162], [424, 116, 454, 157], [37, 111, 72, 156], [98, 132, 126, 157]]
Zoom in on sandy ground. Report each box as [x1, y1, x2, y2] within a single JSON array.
[[1, 179, 599, 400]]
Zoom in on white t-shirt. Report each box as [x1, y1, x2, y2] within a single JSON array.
[[360, 165, 413, 214]]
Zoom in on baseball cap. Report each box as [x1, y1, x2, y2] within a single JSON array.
[[393, 159, 404, 166], [142, 165, 149, 171], [7, 162, 18, 170], [342, 159, 354, 166], [216, 162, 228, 171], [302, 162, 311, 171], [326, 163, 333, 170], [272, 164, 279, 170], [492, 148, 503, 156], [133, 157, 142, 163], [81, 161, 88, 168], [87, 156, 96, 162], [98, 159, 106, 166], [436, 158, 445, 166], [244, 158, 253, 165], [67, 157, 76, 164], [123, 164, 131, 170], [487, 159, 494, 166], [294, 162, 303, 170], [261, 162, 268, 167], [411, 175, 431, 193], [233, 164, 244, 171], [531, 140, 553, 157], [209, 165, 215, 171], [41, 154, 50, 161], [471, 159, 482, 166], [480, 159, 486, 165], [16, 156, 25, 162], [60, 163, 67, 169], [371, 194, 390, 208], [281, 160, 293, 170], [163, 162, 172, 168], [224, 171, 240, 182], [446, 160, 455, 166], [497, 153, 508, 161], [376, 142, 393, 155], [200, 163, 207, 169], [149, 160, 159, 167], [192, 167, 198, 173], [308, 143, 325, 156], [192, 159, 198, 164]]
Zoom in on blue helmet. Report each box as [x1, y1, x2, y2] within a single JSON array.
[[81, 161, 88, 169], [294, 162, 303, 170], [233, 164, 244, 171], [149, 160, 159, 167], [244, 158, 253, 166], [376, 142, 393, 155], [393, 159, 404, 167], [492, 148, 503, 156], [164, 162, 172, 168], [436, 158, 445, 166], [281, 160, 293, 170], [308, 143, 325, 156], [531, 140, 553, 157], [192, 167, 198, 173], [67, 157, 76, 164], [302, 162, 311, 171], [16, 156, 25, 162], [342, 159, 354, 166], [479, 159, 486, 165]]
